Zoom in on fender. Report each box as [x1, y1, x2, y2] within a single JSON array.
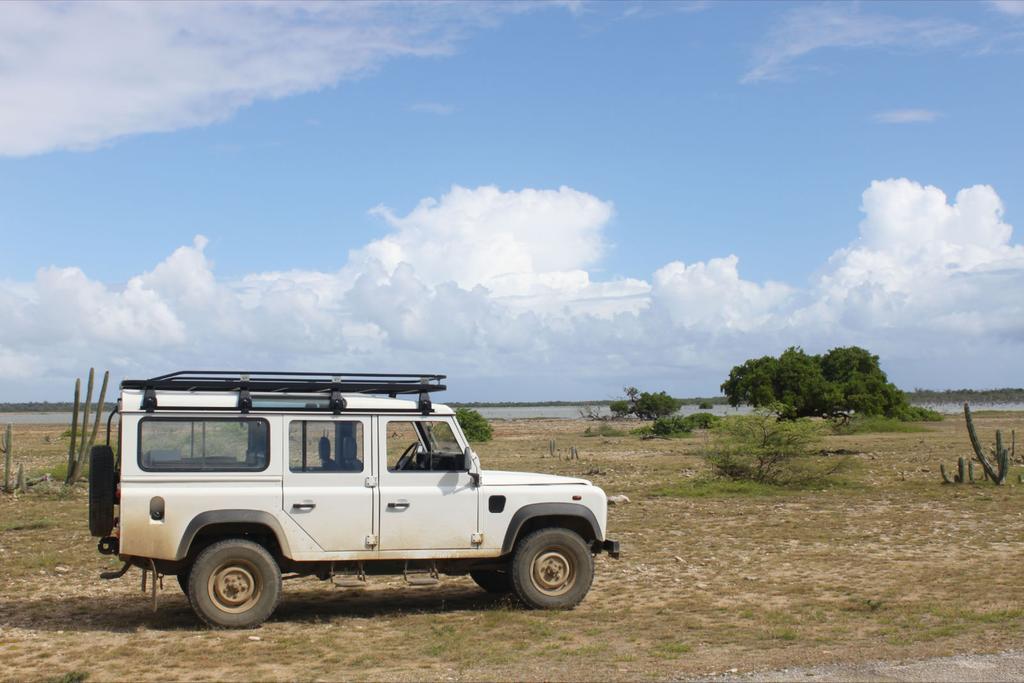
[[175, 509, 293, 560], [500, 502, 602, 555]]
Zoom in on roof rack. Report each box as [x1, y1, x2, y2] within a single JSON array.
[[121, 371, 446, 415]]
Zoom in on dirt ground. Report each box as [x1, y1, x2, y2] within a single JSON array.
[[2, 413, 1024, 682]]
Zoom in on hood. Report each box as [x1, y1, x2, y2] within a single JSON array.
[[482, 470, 592, 487]]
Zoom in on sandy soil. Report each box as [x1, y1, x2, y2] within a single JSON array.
[[2, 413, 1024, 681]]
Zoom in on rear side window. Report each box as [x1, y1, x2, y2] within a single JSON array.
[[138, 418, 269, 471]]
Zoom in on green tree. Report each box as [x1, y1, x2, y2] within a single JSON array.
[[721, 345, 912, 420], [608, 387, 682, 419], [608, 400, 632, 418], [455, 408, 493, 442]]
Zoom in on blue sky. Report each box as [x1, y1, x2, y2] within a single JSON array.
[[0, 1, 1023, 401]]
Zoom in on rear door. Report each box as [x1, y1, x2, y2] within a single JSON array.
[[282, 416, 375, 552]]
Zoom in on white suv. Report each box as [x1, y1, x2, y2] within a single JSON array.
[[88, 372, 619, 628]]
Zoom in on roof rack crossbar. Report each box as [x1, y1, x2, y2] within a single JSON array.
[[121, 371, 447, 398]]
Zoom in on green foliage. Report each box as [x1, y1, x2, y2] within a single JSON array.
[[721, 345, 913, 420], [681, 412, 720, 430], [633, 391, 683, 419], [582, 424, 626, 437], [608, 400, 632, 418], [698, 401, 714, 410], [613, 387, 683, 420], [704, 411, 843, 486], [455, 408, 493, 442], [651, 416, 692, 437], [893, 405, 944, 422]]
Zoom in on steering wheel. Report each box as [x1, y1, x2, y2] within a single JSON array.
[[394, 442, 420, 471]]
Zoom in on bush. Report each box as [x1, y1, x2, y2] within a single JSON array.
[[651, 416, 692, 437], [698, 401, 714, 410], [893, 405, 944, 422], [583, 424, 626, 437], [681, 412, 720, 430], [455, 408, 492, 442], [704, 411, 842, 486]]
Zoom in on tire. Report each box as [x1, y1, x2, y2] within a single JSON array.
[[510, 527, 594, 610], [176, 565, 191, 597], [88, 445, 115, 537], [470, 569, 512, 594], [187, 539, 281, 629]]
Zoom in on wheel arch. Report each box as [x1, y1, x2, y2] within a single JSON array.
[[175, 510, 292, 561], [500, 503, 602, 555]]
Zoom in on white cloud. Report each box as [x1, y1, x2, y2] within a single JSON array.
[[991, 1, 1024, 16], [1, 180, 1023, 400], [744, 5, 977, 83], [872, 109, 940, 124], [0, 2, 533, 156]]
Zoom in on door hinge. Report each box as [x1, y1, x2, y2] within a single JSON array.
[[364, 476, 377, 488], [365, 534, 378, 548], [471, 532, 484, 545]]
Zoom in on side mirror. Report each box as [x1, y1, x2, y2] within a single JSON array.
[[464, 446, 481, 486]]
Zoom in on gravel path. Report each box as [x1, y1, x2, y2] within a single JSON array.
[[710, 650, 1024, 682]]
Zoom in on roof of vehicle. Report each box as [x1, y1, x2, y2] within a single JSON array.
[[119, 371, 452, 416], [119, 389, 454, 416]]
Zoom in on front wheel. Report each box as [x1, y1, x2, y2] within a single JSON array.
[[470, 569, 512, 594], [187, 539, 281, 629], [510, 528, 594, 609]]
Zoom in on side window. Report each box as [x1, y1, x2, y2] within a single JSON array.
[[139, 419, 269, 471], [289, 420, 364, 473], [387, 420, 465, 472]]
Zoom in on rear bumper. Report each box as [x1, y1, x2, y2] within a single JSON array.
[[595, 539, 620, 559]]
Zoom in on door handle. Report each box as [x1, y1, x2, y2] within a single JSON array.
[[292, 502, 316, 510], [387, 501, 410, 510]]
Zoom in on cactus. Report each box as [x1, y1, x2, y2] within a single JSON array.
[[964, 402, 1012, 485], [66, 378, 81, 480], [548, 439, 555, 458], [940, 457, 970, 485], [2, 424, 11, 493], [65, 368, 110, 486], [15, 464, 25, 494]]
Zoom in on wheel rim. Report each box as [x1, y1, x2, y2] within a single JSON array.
[[530, 547, 576, 597], [207, 560, 261, 613]]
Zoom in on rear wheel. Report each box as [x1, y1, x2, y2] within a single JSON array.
[[510, 528, 594, 610], [470, 569, 512, 594], [187, 539, 281, 629]]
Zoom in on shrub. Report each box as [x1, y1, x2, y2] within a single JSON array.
[[893, 405, 944, 422], [455, 408, 492, 442], [583, 424, 626, 437], [698, 401, 714, 410], [651, 416, 692, 437], [681, 412, 720, 430], [704, 411, 842, 486]]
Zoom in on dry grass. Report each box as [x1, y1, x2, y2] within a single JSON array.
[[2, 413, 1024, 681]]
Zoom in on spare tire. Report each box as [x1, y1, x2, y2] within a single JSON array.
[[88, 445, 115, 537]]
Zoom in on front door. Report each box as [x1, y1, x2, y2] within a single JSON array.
[[377, 416, 479, 551], [282, 416, 375, 552]]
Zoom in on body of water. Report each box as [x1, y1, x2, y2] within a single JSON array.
[[2, 401, 1022, 424]]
